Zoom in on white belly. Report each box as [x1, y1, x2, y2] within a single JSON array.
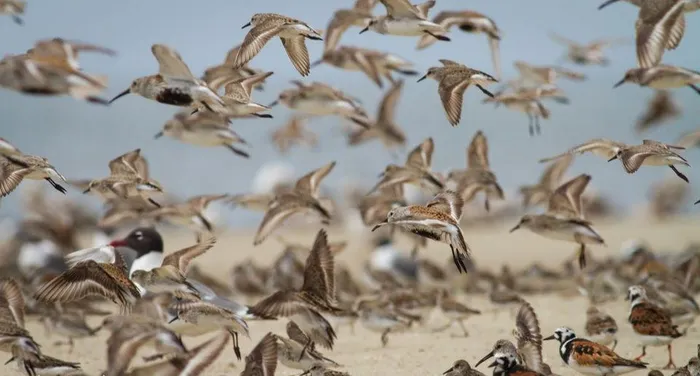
[[293, 99, 356, 116], [225, 102, 268, 116], [384, 19, 429, 36], [635, 333, 674, 347], [532, 224, 601, 244], [588, 332, 616, 346], [647, 75, 695, 89], [179, 129, 228, 146], [25, 170, 48, 180], [568, 360, 641, 376], [641, 154, 681, 166], [129, 252, 163, 275]]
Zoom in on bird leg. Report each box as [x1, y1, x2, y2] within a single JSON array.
[[663, 344, 677, 369], [298, 339, 313, 361], [380, 329, 390, 347], [535, 115, 542, 135], [484, 198, 490, 212], [147, 198, 162, 207], [688, 84, 700, 95], [527, 114, 534, 137], [669, 166, 689, 183], [431, 321, 453, 333], [476, 84, 495, 98], [424, 31, 450, 42], [577, 244, 587, 269], [45, 178, 67, 194], [457, 320, 470, 337], [634, 346, 647, 361], [230, 330, 242, 361]]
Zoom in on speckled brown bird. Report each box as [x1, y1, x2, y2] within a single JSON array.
[[585, 306, 618, 350]]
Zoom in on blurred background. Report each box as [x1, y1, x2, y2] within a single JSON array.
[[1, 0, 698, 228]]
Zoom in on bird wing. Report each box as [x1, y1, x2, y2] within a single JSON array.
[[405, 137, 434, 170], [438, 74, 471, 126], [253, 195, 330, 246], [301, 229, 335, 304], [538, 139, 625, 163], [635, 1, 685, 68], [467, 130, 490, 170], [0, 278, 25, 328], [547, 174, 591, 219], [162, 236, 217, 274], [242, 332, 278, 376], [379, 0, 422, 18], [34, 260, 132, 306], [0, 156, 30, 197], [514, 301, 545, 373], [232, 22, 284, 68], [280, 37, 311, 76], [377, 80, 404, 125], [64, 245, 117, 267], [108, 149, 149, 179], [426, 190, 464, 221], [151, 44, 196, 81], [294, 161, 336, 197]]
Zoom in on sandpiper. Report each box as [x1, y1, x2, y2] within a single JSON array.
[[539, 139, 628, 163], [360, 0, 450, 42], [323, 5, 374, 52], [147, 194, 229, 234], [41, 309, 98, 351], [34, 251, 141, 311], [482, 90, 551, 136], [444, 359, 486, 376], [249, 229, 341, 350], [626, 285, 683, 369], [253, 162, 335, 245], [27, 38, 115, 78], [544, 327, 647, 375], [432, 288, 481, 336], [156, 111, 249, 158], [0, 151, 66, 197], [447, 130, 504, 211], [195, 71, 273, 118], [355, 299, 412, 347], [347, 80, 407, 151], [585, 306, 618, 350], [110, 44, 226, 112], [10, 353, 83, 376], [312, 46, 418, 88], [168, 298, 250, 360], [636, 90, 680, 133], [103, 327, 162, 376], [519, 155, 572, 208], [418, 59, 498, 126], [511, 174, 605, 269], [270, 81, 371, 128], [369, 137, 443, 194], [202, 43, 268, 92], [301, 364, 350, 376], [271, 116, 319, 154], [614, 65, 700, 95], [549, 33, 628, 66], [131, 235, 216, 297], [416, 10, 501, 79], [275, 321, 341, 371], [358, 185, 406, 226], [608, 139, 690, 183], [241, 332, 278, 376], [372, 190, 471, 273], [0, 0, 25, 25], [233, 13, 323, 76]]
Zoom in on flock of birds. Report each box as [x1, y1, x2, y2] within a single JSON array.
[[0, 0, 699, 375]]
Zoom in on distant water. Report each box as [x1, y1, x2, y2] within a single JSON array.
[[1, 0, 698, 228]]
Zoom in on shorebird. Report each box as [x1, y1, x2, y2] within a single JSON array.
[[372, 190, 471, 273], [678, 129, 700, 149], [131, 235, 216, 297], [607, 139, 690, 183], [369, 137, 443, 194], [202, 43, 268, 92], [271, 116, 318, 154], [360, 0, 450, 42], [0, 151, 66, 197], [0, 0, 25, 25], [168, 297, 250, 360], [416, 10, 501, 79], [486, 352, 544, 376], [418, 59, 498, 126], [510, 174, 605, 269], [147, 194, 229, 234], [312, 46, 418, 88], [355, 298, 413, 347], [514, 61, 586, 87], [270, 81, 371, 128], [482, 90, 551, 136], [301, 364, 350, 376], [544, 327, 647, 375], [155, 111, 249, 158], [249, 229, 341, 350], [193, 71, 273, 118], [585, 306, 619, 350], [626, 285, 683, 369], [275, 321, 341, 370], [27, 38, 115, 75], [323, 3, 375, 52], [233, 13, 323, 76], [549, 33, 628, 66], [443, 359, 486, 376], [41, 309, 99, 351], [241, 332, 278, 376], [253, 162, 335, 245], [432, 288, 481, 336], [614, 65, 700, 94], [539, 139, 629, 163], [8, 353, 83, 376], [347, 80, 407, 151], [447, 130, 504, 211], [110, 44, 226, 112], [598, 0, 692, 68], [34, 251, 141, 311], [636, 90, 680, 133]]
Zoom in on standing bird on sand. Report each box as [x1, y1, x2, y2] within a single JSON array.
[[418, 59, 498, 126], [232, 13, 323, 77], [416, 10, 501, 79], [110, 44, 226, 112], [372, 190, 472, 274], [510, 174, 605, 269]]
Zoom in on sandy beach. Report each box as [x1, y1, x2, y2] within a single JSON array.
[[14, 215, 700, 376]]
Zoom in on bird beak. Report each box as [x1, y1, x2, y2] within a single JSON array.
[[509, 223, 520, 233], [4, 357, 14, 365], [487, 360, 498, 368], [598, 0, 620, 9], [310, 59, 322, 68], [154, 131, 164, 139], [241, 22, 251, 29], [371, 220, 388, 232], [443, 367, 454, 375], [109, 88, 130, 104], [168, 316, 179, 324], [109, 239, 128, 247], [607, 155, 618, 162], [543, 334, 556, 341], [82, 187, 91, 194], [475, 350, 494, 367], [613, 78, 625, 88], [359, 26, 369, 34], [268, 100, 279, 108], [417, 75, 428, 82]]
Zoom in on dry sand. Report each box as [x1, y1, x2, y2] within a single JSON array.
[[19, 216, 700, 375]]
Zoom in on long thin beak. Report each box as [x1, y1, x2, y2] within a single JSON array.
[[371, 220, 388, 232], [82, 187, 91, 194], [598, 0, 620, 10], [475, 351, 494, 368], [268, 100, 279, 108], [613, 78, 625, 88], [443, 367, 454, 375], [417, 75, 428, 82], [4, 357, 14, 365], [543, 334, 556, 341], [154, 131, 164, 139], [695, 199, 700, 205], [487, 360, 498, 368], [241, 22, 251, 29], [310, 59, 323, 68], [509, 224, 520, 233], [168, 316, 179, 324], [359, 27, 369, 34], [607, 155, 617, 162], [109, 88, 130, 104]]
